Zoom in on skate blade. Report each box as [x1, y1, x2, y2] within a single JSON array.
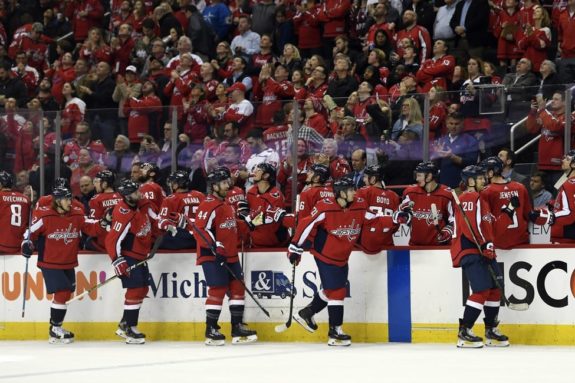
[[292, 314, 316, 333], [485, 339, 509, 347], [231, 335, 257, 344], [125, 337, 146, 345], [457, 339, 483, 348], [327, 338, 351, 347], [205, 338, 225, 346], [49, 337, 74, 344]]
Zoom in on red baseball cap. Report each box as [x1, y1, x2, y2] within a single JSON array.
[[226, 82, 246, 94]]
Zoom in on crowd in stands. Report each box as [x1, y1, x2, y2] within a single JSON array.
[[0, 0, 574, 209]]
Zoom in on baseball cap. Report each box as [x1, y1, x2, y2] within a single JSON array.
[[226, 82, 246, 94], [126, 65, 138, 73]]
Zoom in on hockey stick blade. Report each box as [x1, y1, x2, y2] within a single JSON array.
[[508, 302, 529, 311], [274, 323, 289, 333]]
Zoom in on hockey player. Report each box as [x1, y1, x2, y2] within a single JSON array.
[[480, 156, 532, 249], [190, 168, 257, 346], [288, 178, 411, 346], [0, 171, 31, 253], [402, 161, 455, 245], [356, 165, 402, 253], [138, 162, 165, 212], [21, 187, 100, 344], [548, 150, 575, 243], [158, 170, 205, 250], [298, 164, 335, 218], [451, 165, 509, 348], [105, 179, 174, 344], [36, 178, 84, 210], [243, 163, 294, 247], [86, 170, 122, 251]]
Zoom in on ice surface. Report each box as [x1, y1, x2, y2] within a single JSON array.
[[0, 341, 574, 383]]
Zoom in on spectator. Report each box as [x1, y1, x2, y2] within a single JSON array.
[[249, 0, 277, 36], [105, 134, 136, 181], [167, 35, 203, 71], [11, 51, 40, 99], [327, 56, 358, 107], [415, 39, 455, 93], [349, 148, 367, 189], [538, 60, 562, 100], [154, 3, 183, 41], [61, 82, 86, 139], [70, 148, 104, 197], [65, 0, 105, 44], [502, 58, 538, 120], [62, 121, 107, 170], [335, 116, 366, 160], [111, 23, 136, 75], [113, 65, 143, 136], [36, 77, 60, 112], [132, 18, 160, 72], [0, 60, 27, 109], [182, 84, 212, 143], [318, 0, 351, 58], [136, 134, 161, 164], [316, 138, 351, 179], [242, 128, 280, 188], [78, 27, 112, 69], [429, 86, 449, 140], [231, 15, 261, 58], [49, 52, 76, 105], [391, 97, 423, 141], [396, 10, 432, 63], [76, 175, 95, 214], [530, 171, 553, 209], [405, 0, 436, 36], [202, 0, 232, 41], [433, 0, 458, 49], [211, 41, 234, 79], [222, 56, 253, 92], [279, 43, 303, 76], [557, 0, 575, 84], [218, 82, 254, 136], [124, 79, 162, 143], [293, 0, 322, 58], [517, 5, 552, 74], [272, 5, 296, 56], [459, 57, 493, 135], [254, 63, 295, 128], [494, 0, 521, 69], [303, 97, 329, 137], [450, 0, 490, 64]]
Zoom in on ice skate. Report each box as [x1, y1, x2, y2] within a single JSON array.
[[293, 306, 318, 333], [116, 321, 146, 344], [484, 321, 509, 347], [205, 324, 225, 346], [49, 325, 74, 344], [327, 326, 351, 347], [231, 323, 257, 344], [457, 320, 483, 348]]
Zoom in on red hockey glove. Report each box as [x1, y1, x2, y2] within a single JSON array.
[[392, 210, 412, 225], [287, 243, 303, 266], [21, 240, 34, 258], [213, 241, 227, 265], [528, 208, 555, 226], [481, 242, 496, 260], [436, 225, 453, 244], [112, 256, 130, 277]]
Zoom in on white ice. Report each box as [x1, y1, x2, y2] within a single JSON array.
[[0, 341, 574, 383]]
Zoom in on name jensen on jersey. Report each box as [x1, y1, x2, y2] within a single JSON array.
[[47, 224, 80, 245], [499, 190, 519, 199]]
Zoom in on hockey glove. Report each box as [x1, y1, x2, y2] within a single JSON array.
[[268, 207, 287, 223], [528, 208, 556, 226], [436, 225, 453, 244], [398, 200, 414, 213], [287, 243, 303, 266], [213, 241, 227, 265], [501, 196, 519, 218], [99, 208, 113, 230], [21, 240, 34, 258], [481, 242, 496, 260], [392, 210, 412, 225], [168, 212, 188, 229], [112, 256, 130, 277], [237, 200, 249, 215]]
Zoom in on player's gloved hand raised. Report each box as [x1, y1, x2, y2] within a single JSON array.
[[287, 243, 303, 266], [112, 256, 130, 277], [21, 240, 34, 258], [392, 210, 412, 225], [481, 242, 496, 260], [436, 225, 453, 244]]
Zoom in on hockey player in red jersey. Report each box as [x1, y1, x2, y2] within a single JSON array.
[[0, 171, 30, 253], [158, 170, 205, 250], [289, 178, 411, 346], [402, 162, 455, 245], [451, 165, 509, 348], [244, 163, 294, 247], [298, 164, 335, 218], [189, 168, 257, 345], [86, 170, 122, 251], [480, 156, 532, 249], [105, 179, 174, 344], [548, 151, 575, 243], [21, 187, 100, 344], [36, 178, 84, 211], [356, 165, 402, 253], [138, 162, 165, 212]]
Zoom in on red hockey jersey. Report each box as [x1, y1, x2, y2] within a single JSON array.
[[298, 185, 335, 218], [105, 199, 154, 261], [139, 181, 165, 213], [402, 184, 454, 245], [158, 190, 205, 227], [246, 185, 288, 247], [356, 186, 400, 252], [551, 178, 575, 243], [451, 191, 495, 267], [88, 191, 123, 249], [0, 191, 30, 253]]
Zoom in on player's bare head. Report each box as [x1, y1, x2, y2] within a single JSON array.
[[363, 164, 385, 186], [562, 149, 575, 172], [139, 162, 159, 183], [0, 170, 14, 189], [117, 179, 141, 206], [254, 163, 277, 186], [94, 170, 115, 193], [414, 161, 438, 188], [208, 168, 231, 198], [52, 187, 73, 213], [333, 177, 355, 206], [307, 164, 329, 185], [460, 165, 485, 192]]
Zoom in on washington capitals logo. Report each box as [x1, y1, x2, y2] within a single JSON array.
[[330, 219, 361, 240], [47, 223, 79, 244], [136, 219, 151, 237], [219, 219, 237, 229], [413, 210, 441, 226]]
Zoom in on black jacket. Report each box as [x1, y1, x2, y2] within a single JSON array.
[[449, 0, 490, 48]]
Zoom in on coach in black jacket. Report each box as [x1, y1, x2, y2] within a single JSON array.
[[449, 0, 490, 63]]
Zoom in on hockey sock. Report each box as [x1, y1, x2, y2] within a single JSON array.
[[123, 308, 140, 327], [327, 303, 344, 327], [206, 309, 221, 327], [229, 304, 244, 325], [462, 305, 482, 327], [483, 289, 501, 326], [50, 306, 67, 326], [309, 291, 328, 314]]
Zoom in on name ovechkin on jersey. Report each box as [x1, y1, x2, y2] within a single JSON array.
[[47, 223, 80, 245], [219, 219, 236, 229], [329, 219, 361, 241], [2, 195, 27, 203]]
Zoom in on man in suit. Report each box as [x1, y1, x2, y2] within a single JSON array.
[[449, 0, 490, 64], [350, 149, 367, 189]]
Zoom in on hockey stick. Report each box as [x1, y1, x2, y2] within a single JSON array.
[[450, 190, 529, 311], [21, 187, 34, 318], [274, 262, 296, 333], [67, 234, 164, 304], [191, 222, 270, 317]]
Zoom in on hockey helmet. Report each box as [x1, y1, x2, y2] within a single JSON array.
[[0, 170, 14, 188], [54, 177, 70, 189], [52, 187, 72, 200], [460, 165, 484, 185], [310, 164, 330, 184], [414, 161, 439, 179], [167, 170, 190, 189], [117, 179, 140, 196], [214, 166, 232, 178], [207, 168, 231, 185], [95, 170, 115, 186], [481, 156, 504, 175], [564, 149, 575, 166], [363, 164, 385, 181], [256, 162, 277, 185], [332, 177, 355, 197]]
